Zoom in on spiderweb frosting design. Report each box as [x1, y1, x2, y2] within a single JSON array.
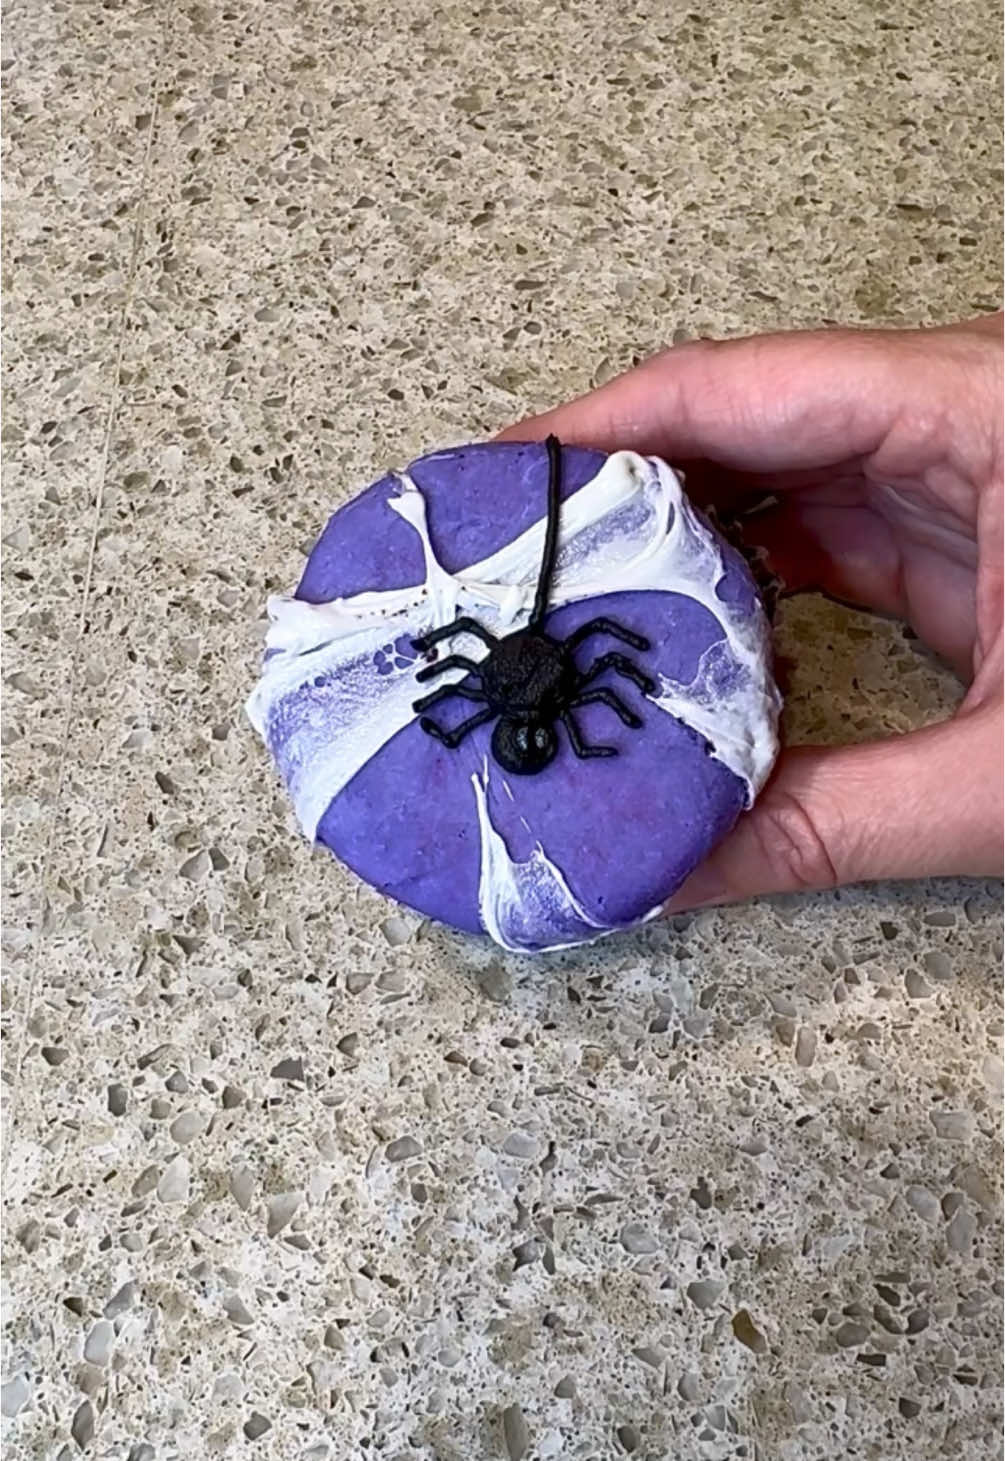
[[247, 450, 781, 952]]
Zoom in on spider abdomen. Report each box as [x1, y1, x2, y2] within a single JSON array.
[[479, 630, 574, 716]]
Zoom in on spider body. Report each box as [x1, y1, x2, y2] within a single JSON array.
[[479, 628, 572, 715], [410, 437, 655, 775]]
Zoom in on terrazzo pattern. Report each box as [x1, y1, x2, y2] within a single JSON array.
[[2, 2, 1002, 1458]]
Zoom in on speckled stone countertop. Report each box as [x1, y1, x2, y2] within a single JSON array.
[[3, 2, 1002, 1458]]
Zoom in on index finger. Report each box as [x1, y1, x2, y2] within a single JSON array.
[[495, 326, 925, 475]]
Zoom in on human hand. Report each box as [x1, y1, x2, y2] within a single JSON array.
[[498, 316, 1003, 909]]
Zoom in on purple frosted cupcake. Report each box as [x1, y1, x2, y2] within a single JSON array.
[[247, 440, 781, 952]]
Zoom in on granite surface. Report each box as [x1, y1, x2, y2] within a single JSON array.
[[2, 2, 1002, 1458]]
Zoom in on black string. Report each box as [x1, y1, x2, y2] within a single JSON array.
[[530, 435, 562, 628]]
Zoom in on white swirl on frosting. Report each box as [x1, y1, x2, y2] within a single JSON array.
[[247, 452, 781, 863], [469, 761, 617, 953]]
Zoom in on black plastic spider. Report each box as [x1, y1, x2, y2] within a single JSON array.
[[410, 435, 656, 775]]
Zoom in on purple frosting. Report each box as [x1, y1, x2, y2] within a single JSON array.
[[280, 442, 765, 947]]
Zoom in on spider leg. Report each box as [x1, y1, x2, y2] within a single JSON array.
[[414, 653, 483, 684], [566, 617, 650, 652], [419, 706, 495, 748], [576, 652, 656, 696], [569, 687, 643, 728], [412, 617, 498, 653], [412, 683, 487, 714], [561, 711, 616, 759]]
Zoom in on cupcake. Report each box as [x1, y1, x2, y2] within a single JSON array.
[[247, 439, 781, 952]]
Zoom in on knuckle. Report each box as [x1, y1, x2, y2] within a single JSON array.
[[753, 787, 840, 892]]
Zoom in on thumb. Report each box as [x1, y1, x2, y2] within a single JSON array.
[[665, 703, 1003, 911]]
